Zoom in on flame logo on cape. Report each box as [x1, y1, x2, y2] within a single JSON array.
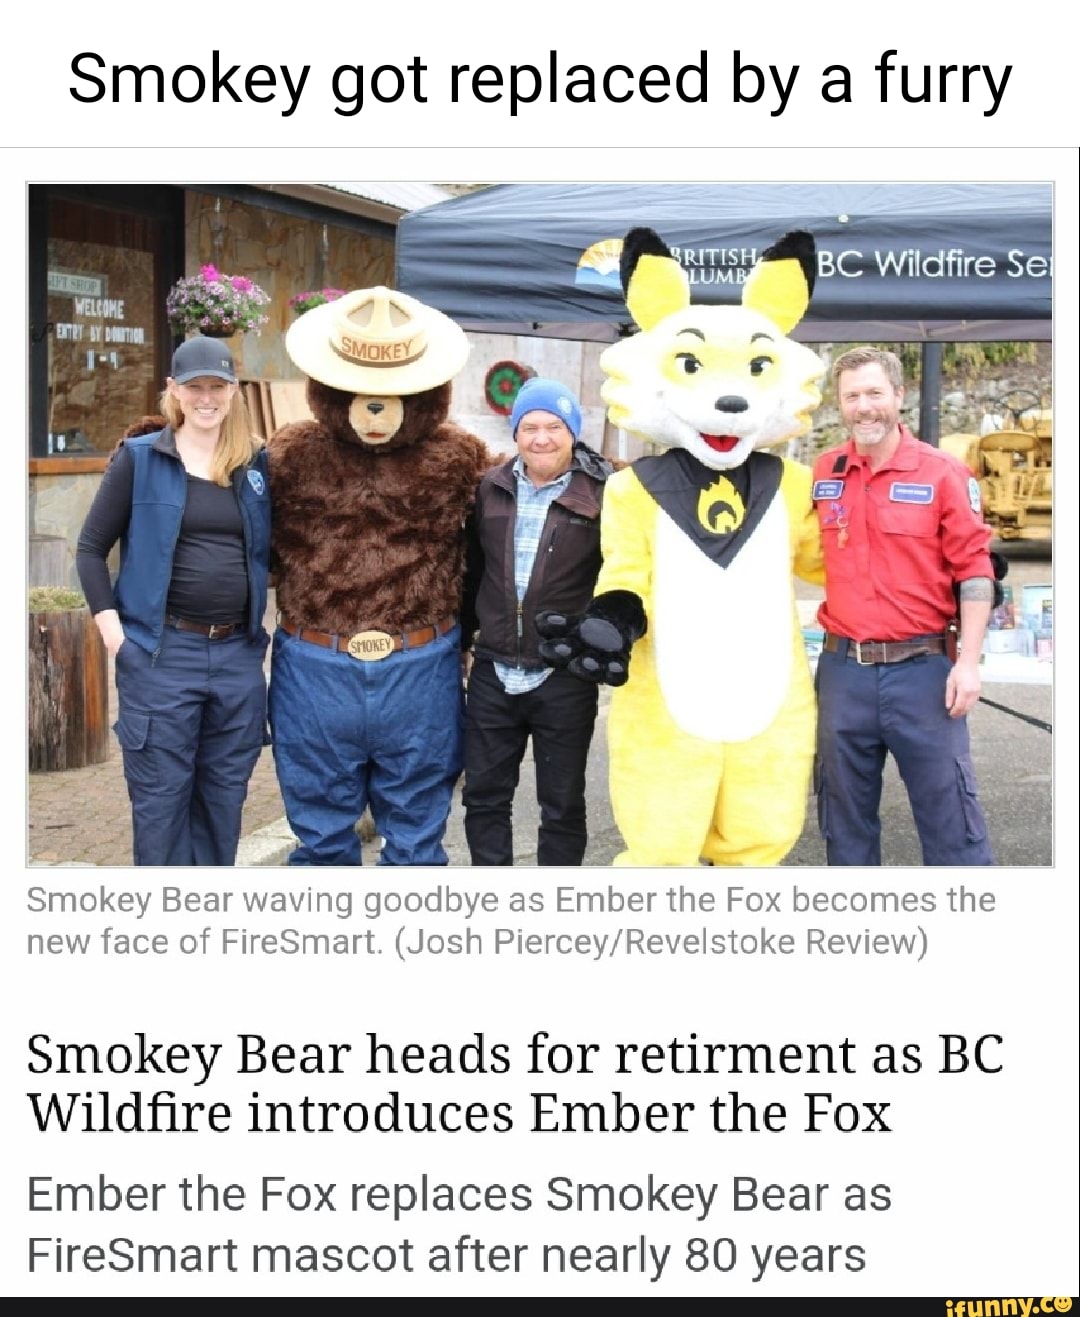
[[697, 477, 745, 535]]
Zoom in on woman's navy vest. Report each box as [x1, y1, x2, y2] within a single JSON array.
[[113, 430, 271, 653]]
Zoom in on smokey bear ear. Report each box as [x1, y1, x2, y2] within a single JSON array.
[[121, 414, 167, 440], [742, 230, 816, 334], [621, 227, 689, 331], [306, 376, 355, 421]]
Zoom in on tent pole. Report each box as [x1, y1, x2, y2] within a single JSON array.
[[919, 341, 942, 446]]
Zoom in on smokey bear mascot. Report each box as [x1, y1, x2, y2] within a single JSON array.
[[268, 286, 492, 865]]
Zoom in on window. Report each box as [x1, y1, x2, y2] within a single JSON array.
[[30, 189, 179, 461]]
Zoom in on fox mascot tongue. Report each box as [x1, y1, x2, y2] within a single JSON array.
[[538, 227, 826, 867]]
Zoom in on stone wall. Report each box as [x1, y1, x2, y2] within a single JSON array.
[[796, 342, 1053, 462], [451, 333, 612, 457], [185, 192, 396, 381], [29, 472, 108, 591]]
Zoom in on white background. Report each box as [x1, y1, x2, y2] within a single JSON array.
[[3, 0, 1077, 1298]]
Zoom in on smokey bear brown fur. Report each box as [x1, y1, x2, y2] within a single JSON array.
[[269, 378, 494, 636]]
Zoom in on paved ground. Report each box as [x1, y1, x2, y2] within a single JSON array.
[[27, 543, 1053, 868]]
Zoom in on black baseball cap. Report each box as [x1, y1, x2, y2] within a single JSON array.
[[171, 337, 237, 384]]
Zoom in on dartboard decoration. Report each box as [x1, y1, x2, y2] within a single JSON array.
[[484, 360, 534, 415]]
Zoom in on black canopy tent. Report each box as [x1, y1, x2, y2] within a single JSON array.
[[396, 183, 1052, 444], [395, 182, 1052, 344]]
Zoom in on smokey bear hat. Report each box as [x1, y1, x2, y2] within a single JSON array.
[[285, 285, 470, 395]]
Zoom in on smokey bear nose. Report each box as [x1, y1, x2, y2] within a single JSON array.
[[366, 402, 385, 415], [714, 396, 749, 414]]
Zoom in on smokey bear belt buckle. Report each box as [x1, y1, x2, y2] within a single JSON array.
[[346, 630, 395, 661]]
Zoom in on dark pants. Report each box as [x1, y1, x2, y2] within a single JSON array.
[[815, 645, 994, 866], [113, 626, 269, 866], [463, 660, 599, 866]]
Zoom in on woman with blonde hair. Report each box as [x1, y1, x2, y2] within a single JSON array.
[[76, 336, 272, 865]]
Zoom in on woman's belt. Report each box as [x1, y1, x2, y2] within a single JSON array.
[[165, 615, 244, 640]]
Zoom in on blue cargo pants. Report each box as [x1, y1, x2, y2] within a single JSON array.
[[113, 626, 269, 866], [815, 644, 994, 866]]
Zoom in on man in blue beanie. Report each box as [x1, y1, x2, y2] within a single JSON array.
[[461, 377, 614, 865]]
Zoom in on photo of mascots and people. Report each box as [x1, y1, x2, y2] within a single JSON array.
[[28, 183, 1053, 869]]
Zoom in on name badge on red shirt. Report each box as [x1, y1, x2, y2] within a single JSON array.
[[889, 482, 934, 504], [813, 480, 844, 500]]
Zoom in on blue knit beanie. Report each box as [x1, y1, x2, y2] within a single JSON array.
[[510, 378, 582, 441]]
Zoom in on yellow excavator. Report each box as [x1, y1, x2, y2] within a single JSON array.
[[940, 389, 1052, 542]]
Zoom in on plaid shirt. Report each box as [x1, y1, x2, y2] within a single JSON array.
[[494, 457, 574, 695]]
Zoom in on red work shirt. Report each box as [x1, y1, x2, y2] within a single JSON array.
[[812, 426, 992, 641]]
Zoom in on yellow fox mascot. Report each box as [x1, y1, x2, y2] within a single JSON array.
[[538, 228, 825, 865]]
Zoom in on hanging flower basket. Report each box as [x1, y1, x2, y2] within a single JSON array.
[[288, 287, 346, 317], [166, 264, 271, 337], [484, 360, 535, 415]]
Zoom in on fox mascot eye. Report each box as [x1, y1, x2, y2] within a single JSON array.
[[601, 227, 823, 470]]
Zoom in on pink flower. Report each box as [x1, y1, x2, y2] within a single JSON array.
[[168, 266, 268, 335]]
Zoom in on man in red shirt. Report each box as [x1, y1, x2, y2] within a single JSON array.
[[812, 347, 995, 865]]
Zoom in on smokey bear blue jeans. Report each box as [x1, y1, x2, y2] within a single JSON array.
[[269, 623, 464, 866]]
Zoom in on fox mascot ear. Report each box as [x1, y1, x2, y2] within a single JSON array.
[[621, 226, 817, 336], [742, 230, 816, 333], [621, 227, 689, 330]]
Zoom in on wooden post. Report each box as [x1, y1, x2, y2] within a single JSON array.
[[28, 608, 109, 771]]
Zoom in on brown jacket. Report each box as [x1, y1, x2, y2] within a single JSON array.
[[463, 447, 610, 668]]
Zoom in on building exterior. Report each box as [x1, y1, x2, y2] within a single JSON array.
[[27, 182, 614, 588], [27, 182, 448, 586]]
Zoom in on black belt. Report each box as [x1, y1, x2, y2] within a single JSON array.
[[165, 615, 245, 640], [823, 632, 949, 665]]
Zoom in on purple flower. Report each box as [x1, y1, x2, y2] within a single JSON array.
[[288, 285, 346, 316], [168, 266, 270, 336]]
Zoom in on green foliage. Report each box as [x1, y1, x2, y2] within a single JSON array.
[[806, 421, 851, 456], [29, 586, 86, 612], [805, 340, 1047, 460], [876, 342, 1038, 386]]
